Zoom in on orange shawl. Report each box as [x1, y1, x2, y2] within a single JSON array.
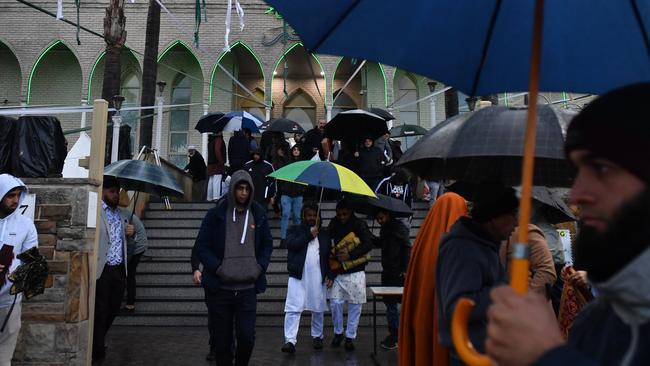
[[398, 193, 468, 366]]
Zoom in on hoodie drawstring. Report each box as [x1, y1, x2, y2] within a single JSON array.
[[232, 207, 250, 245]]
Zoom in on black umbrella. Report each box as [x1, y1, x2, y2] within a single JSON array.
[[104, 160, 184, 198], [348, 193, 412, 218], [266, 118, 306, 134], [325, 109, 389, 142], [2, 247, 49, 331], [397, 105, 577, 187], [366, 108, 395, 121], [194, 112, 225, 133], [447, 182, 576, 224], [389, 124, 428, 138]]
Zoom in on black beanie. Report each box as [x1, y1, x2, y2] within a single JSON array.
[[565, 83, 650, 183], [471, 182, 519, 222]]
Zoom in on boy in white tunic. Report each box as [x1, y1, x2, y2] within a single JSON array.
[[281, 202, 332, 353]]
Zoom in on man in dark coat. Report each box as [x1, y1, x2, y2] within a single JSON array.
[[486, 83, 650, 366], [228, 130, 251, 173], [243, 149, 276, 208], [301, 119, 327, 160], [354, 137, 387, 191], [373, 209, 411, 349], [196, 170, 274, 366], [184, 146, 207, 182], [327, 199, 373, 351], [281, 202, 332, 354], [436, 182, 518, 364]]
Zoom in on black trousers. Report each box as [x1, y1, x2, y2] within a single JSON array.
[[204, 288, 257, 366], [93, 264, 126, 355], [126, 252, 144, 305]]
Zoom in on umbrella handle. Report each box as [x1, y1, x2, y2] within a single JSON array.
[[451, 298, 493, 366]]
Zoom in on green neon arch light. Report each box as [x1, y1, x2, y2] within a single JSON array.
[[270, 42, 326, 106], [331, 57, 388, 107], [209, 40, 266, 105], [157, 40, 202, 67], [27, 40, 81, 104], [86, 46, 139, 100]]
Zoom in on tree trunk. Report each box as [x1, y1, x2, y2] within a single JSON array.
[[138, 0, 161, 149], [102, 0, 127, 164], [445, 88, 459, 118]]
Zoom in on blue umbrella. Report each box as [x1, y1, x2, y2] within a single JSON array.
[[214, 111, 264, 133], [265, 0, 650, 96]]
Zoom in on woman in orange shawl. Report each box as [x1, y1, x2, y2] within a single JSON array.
[[398, 192, 468, 366]]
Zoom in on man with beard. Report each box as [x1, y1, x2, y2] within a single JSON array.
[[485, 83, 650, 366], [0, 174, 38, 364], [327, 199, 373, 351], [281, 202, 331, 353]]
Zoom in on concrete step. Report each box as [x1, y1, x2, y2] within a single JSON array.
[[146, 227, 422, 240], [114, 312, 387, 327], [134, 273, 383, 286], [144, 247, 385, 259], [143, 218, 426, 231], [137, 260, 384, 274], [128, 298, 387, 313]]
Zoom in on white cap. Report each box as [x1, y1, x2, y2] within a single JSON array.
[[187, 145, 197, 151]]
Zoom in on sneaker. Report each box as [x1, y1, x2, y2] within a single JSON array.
[[281, 342, 296, 354], [205, 348, 216, 361], [331, 333, 344, 348], [344, 337, 355, 351], [312, 337, 323, 350], [380, 335, 398, 350]]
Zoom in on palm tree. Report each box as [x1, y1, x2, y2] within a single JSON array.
[[445, 87, 459, 118], [102, 0, 127, 163], [138, 0, 161, 149]]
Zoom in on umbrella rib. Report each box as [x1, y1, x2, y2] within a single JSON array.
[[470, 0, 504, 96], [310, 0, 361, 52], [630, 0, 650, 62]]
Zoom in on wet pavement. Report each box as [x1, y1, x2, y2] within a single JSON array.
[[95, 326, 397, 366]]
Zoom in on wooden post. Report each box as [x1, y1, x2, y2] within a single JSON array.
[[86, 99, 108, 366]]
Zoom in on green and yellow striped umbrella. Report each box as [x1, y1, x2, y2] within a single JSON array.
[[268, 160, 376, 197]]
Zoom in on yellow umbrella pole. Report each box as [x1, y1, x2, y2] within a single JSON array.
[[452, 0, 545, 364]]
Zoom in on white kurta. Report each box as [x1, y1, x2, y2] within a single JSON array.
[[284, 238, 328, 313]]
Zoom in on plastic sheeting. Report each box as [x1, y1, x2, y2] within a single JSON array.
[[0, 117, 16, 174], [11, 116, 68, 178]]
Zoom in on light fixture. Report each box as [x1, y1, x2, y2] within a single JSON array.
[[156, 80, 167, 94], [427, 81, 438, 93], [320, 71, 325, 76], [273, 71, 278, 75], [112, 95, 125, 112]]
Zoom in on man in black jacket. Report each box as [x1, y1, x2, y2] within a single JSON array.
[[354, 137, 387, 191], [373, 209, 411, 350], [228, 130, 251, 173], [281, 202, 332, 354], [196, 170, 274, 366], [486, 83, 650, 366], [327, 199, 373, 351], [436, 183, 518, 365], [244, 149, 276, 208]]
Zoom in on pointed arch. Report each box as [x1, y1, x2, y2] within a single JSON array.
[[27, 40, 81, 104], [270, 43, 325, 104], [333, 57, 386, 108], [283, 87, 317, 130], [209, 40, 266, 105], [87, 46, 141, 100], [0, 39, 23, 106]]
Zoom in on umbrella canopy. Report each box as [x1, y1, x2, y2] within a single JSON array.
[[268, 160, 376, 197], [265, 118, 306, 134], [104, 159, 184, 197], [366, 108, 395, 121], [214, 111, 264, 134], [265, 1, 650, 96], [348, 193, 412, 218], [194, 112, 225, 134], [325, 109, 389, 142], [397, 105, 576, 187], [389, 124, 428, 138]]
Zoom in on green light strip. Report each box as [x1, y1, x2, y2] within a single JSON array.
[[27, 40, 63, 104], [158, 40, 203, 69], [209, 40, 266, 105]]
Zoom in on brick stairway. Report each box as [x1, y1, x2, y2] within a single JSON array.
[[114, 201, 430, 327]]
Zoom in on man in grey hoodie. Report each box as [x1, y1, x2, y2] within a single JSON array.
[[196, 170, 273, 366], [485, 83, 650, 366], [0, 174, 38, 365]]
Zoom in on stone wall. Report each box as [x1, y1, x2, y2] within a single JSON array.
[[12, 178, 100, 366]]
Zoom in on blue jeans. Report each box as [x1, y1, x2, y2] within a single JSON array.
[[280, 195, 302, 239], [385, 301, 400, 337]]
